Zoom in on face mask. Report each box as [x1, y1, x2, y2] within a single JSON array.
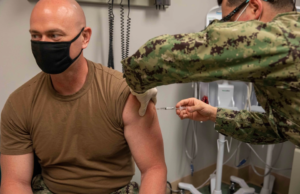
[[235, 3, 263, 22], [221, 0, 266, 22], [235, 3, 250, 21], [31, 28, 85, 74]]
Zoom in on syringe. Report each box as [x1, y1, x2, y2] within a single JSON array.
[[156, 106, 187, 111]]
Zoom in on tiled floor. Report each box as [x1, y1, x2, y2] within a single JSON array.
[[198, 183, 276, 194]]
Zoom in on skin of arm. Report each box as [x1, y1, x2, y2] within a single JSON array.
[[1, 153, 34, 194], [123, 94, 167, 193]]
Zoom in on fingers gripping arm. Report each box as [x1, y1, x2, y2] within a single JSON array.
[[130, 88, 157, 116]]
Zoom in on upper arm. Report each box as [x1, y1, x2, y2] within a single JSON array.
[[1, 99, 33, 155], [123, 94, 166, 173], [0, 99, 34, 191], [1, 153, 34, 188]]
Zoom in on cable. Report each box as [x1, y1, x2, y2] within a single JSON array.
[[246, 143, 292, 171], [120, 0, 125, 60], [108, 0, 115, 69], [243, 82, 290, 175], [244, 82, 252, 111], [250, 162, 272, 177], [126, 0, 131, 59], [185, 120, 198, 161], [272, 143, 284, 167], [167, 181, 181, 193], [120, 0, 131, 72], [167, 181, 175, 194], [249, 143, 286, 177], [196, 142, 242, 189], [184, 83, 199, 178]]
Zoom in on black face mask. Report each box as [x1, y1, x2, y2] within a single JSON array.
[[31, 28, 85, 74]]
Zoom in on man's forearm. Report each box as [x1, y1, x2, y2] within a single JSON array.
[[1, 182, 33, 194], [140, 166, 167, 194]]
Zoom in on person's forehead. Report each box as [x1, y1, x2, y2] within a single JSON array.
[[30, 4, 77, 32]]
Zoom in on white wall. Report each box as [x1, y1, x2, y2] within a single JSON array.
[[0, 0, 296, 186]]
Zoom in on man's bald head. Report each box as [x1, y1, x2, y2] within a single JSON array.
[[30, 0, 86, 36], [30, 0, 92, 70]]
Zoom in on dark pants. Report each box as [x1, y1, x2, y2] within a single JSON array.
[[32, 174, 139, 194]]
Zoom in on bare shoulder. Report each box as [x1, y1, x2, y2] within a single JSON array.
[[122, 94, 156, 127]]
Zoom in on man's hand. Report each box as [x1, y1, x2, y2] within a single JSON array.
[[130, 88, 158, 116], [176, 98, 218, 122]]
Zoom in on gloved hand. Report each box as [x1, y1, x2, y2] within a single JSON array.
[[130, 88, 158, 116]]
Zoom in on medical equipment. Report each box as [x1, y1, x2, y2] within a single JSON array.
[[107, 0, 131, 70], [169, 143, 243, 194], [229, 176, 255, 194], [155, 0, 171, 10], [120, 0, 131, 60], [206, 6, 222, 26], [108, 0, 115, 69], [178, 183, 200, 194], [289, 147, 300, 194], [27, 0, 171, 8], [107, 0, 132, 71], [120, 1, 125, 60], [217, 81, 235, 108], [156, 106, 187, 111], [120, 0, 131, 72], [208, 82, 238, 194], [185, 119, 198, 177]]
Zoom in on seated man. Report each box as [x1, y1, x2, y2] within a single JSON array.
[[0, 0, 167, 193]]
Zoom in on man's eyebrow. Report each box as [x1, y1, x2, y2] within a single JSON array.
[[29, 29, 40, 34], [29, 29, 66, 34]]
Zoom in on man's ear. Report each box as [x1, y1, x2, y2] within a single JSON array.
[[82, 27, 92, 49], [248, 0, 263, 20]]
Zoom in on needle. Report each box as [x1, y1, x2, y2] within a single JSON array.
[[156, 106, 187, 111]]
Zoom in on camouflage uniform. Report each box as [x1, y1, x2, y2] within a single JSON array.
[[32, 174, 139, 194], [122, 12, 300, 146]]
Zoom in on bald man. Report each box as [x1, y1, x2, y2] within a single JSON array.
[[0, 0, 167, 194]]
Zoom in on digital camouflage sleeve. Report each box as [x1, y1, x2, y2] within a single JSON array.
[[121, 12, 300, 146]]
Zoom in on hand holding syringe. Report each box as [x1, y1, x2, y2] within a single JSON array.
[[157, 96, 210, 123], [173, 96, 213, 123], [156, 106, 187, 111], [156, 96, 209, 111]]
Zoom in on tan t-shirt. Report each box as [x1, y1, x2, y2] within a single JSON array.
[[1, 59, 134, 194]]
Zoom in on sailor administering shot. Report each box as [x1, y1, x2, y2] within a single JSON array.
[[122, 0, 300, 147]]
